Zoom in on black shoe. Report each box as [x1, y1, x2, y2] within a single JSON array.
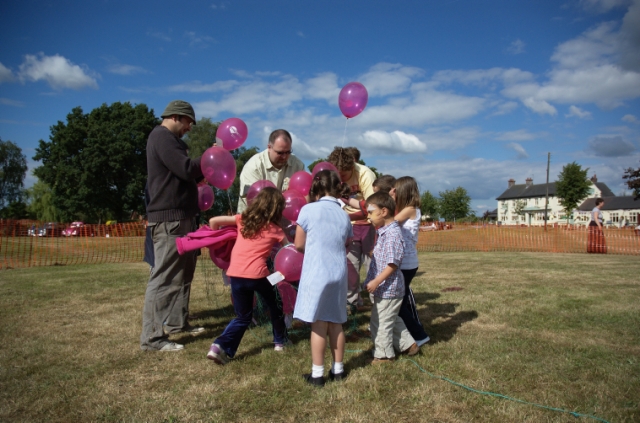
[[303, 373, 325, 387], [329, 370, 346, 382]]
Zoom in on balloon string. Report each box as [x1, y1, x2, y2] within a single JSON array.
[[225, 189, 234, 215], [341, 118, 349, 148]]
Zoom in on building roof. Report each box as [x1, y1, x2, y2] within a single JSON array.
[[577, 196, 640, 211], [496, 181, 615, 200], [496, 182, 557, 200]]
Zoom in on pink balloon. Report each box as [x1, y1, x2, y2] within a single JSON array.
[[339, 82, 368, 119], [246, 180, 276, 206], [282, 189, 306, 222], [274, 244, 304, 282], [216, 117, 248, 151], [288, 171, 313, 196], [198, 185, 215, 211], [311, 161, 339, 178], [201, 146, 237, 190]]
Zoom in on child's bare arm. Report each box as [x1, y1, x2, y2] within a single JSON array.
[[294, 225, 307, 253], [394, 206, 416, 225], [209, 215, 237, 230], [366, 263, 398, 293]]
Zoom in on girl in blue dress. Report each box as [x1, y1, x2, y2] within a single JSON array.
[[294, 170, 353, 386]]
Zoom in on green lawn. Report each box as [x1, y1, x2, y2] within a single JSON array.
[[1, 252, 638, 422]]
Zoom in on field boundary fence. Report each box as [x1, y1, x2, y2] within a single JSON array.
[[2, 220, 639, 270]]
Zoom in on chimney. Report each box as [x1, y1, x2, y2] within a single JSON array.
[[526, 177, 533, 187], [508, 178, 515, 188], [590, 174, 597, 184]]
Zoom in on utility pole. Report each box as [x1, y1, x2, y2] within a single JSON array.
[[544, 152, 550, 231]]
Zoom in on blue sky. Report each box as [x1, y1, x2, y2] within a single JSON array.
[[1, 0, 639, 215]]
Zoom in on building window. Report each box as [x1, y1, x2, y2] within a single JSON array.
[[630, 214, 637, 224], [610, 212, 619, 223]]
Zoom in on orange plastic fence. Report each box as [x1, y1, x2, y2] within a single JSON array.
[[2, 220, 639, 270], [416, 223, 640, 255], [1, 220, 147, 269]]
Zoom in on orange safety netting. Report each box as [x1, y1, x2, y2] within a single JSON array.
[[2, 220, 639, 270], [416, 223, 640, 255], [1, 220, 147, 269]]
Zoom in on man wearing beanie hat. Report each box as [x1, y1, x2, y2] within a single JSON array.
[[141, 100, 207, 352]]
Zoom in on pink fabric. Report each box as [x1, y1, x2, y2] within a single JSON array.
[[277, 281, 298, 315], [175, 225, 237, 270]]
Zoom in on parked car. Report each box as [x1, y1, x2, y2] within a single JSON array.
[[38, 222, 64, 237], [62, 221, 94, 237], [28, 224, 38, 236]]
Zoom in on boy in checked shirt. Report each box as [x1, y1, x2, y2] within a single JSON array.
[[364, 192, 419, 364]]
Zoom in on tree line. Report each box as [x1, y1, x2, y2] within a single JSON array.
[[2, 102, 639, 222]]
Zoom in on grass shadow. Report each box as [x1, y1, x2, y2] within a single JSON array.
[[420, 303, 478, 344]]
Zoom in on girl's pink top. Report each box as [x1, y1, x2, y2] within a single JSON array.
[[227, 214, 285, 279]]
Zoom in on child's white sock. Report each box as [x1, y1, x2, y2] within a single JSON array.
[[332, 361, 344, 374], [312, 364, 324, 378]]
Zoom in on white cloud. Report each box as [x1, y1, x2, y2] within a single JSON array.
[[422, 127, 481, 151], [0, 62, 14, 83], [359, 62, 424, 97], [18, 53, 98, 90], [0, 98, 24, 107], [522, 97, 557, 115], [357, 89, 486, 127], [169, 80, 238, 93], [506, 142, 529, 159], [622, 114, 638, 122], [433, 67, 533, 88], [297, 31, 305, 38], [305, 72, 339, 102], [194, 76, 305, 117], [588, 134, 637, 156], [578, 0, 631, 13], [619, 0, 640, 71], [491, 101, 519, 116], [507, 39, 526, 54], [184, 31, 215, 47], [359, 130, 427, 153], [566, 105, 593, 118], [147, 31, 171, 42], [495, 130, 538, 141], [107, 64, 148, 75]]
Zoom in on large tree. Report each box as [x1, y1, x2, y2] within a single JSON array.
[[438, 187, 471, 221], [555, 161, 591, 222], [26, 181, 60, 221], [185, 117, 219, 159], [622, 162, 640, 200], [33, 102, 158, 222], [420, 190, 440, 220], [0, 138, 28, 209]]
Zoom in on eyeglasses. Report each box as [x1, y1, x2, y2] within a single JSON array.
[[270, 146, 292, 156]]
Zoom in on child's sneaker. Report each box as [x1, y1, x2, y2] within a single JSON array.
[[207, 343, 229, 365], [274, 339, 292, 351]]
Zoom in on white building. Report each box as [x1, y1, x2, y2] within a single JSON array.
[[494, 175, 637, 226]]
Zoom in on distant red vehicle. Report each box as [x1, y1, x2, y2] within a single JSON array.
[[62, 221, 94, 237]]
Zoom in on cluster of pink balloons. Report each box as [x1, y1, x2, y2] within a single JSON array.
[[339, 82, 368, 119], [274, 244, 304, 282], [198, 117, 248, 210]]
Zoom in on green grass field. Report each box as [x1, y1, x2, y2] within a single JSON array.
[[1, 252, 638, 422]]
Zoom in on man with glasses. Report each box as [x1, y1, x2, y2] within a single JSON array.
[[141, 100, 207, 352], [237, 129, 305, 213]]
